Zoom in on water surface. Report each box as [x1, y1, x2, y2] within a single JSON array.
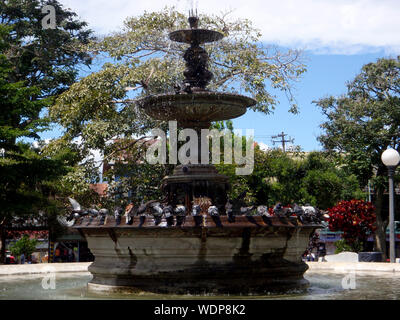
[[0, 271, 399, 300]]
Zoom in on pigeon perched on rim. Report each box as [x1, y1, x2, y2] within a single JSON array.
[[192, 204, 203, 227], [98, 208, 109, 225], [256, 205, 271, 216], [208, 206, 222, 227], [163, 205, 175, 227], [124, 203, 136, 225], [301, 205, 317, 224], [208, 206, 219, 216], [191, 204, 201, 216], [225, 199, 235, 223], [150, 202, 163, 225], [87, 207, 99, 225], [292, 203, 305, 223], [114, 207, 123, 225], [240, 206, 255, 216], [175, 205, 186, 226], [273, 203, 289, 224]]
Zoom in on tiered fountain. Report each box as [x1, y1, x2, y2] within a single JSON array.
[[72, 13, 321, 294]]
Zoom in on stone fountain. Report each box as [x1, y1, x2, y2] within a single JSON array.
[[70, 13, 322, 295]]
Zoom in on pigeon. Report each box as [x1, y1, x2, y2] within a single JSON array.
[[183, 83, 192, 93], [114, 207, 123, 226], [208, 206, 219, 216], [273, 203, 289, 224], [68, 198, 82, 214], [208, 206, 222, 227], [174, 83, 181, 94], [175, 205, 186, 226], [257, 205, 273, 226], [139, 215, 146, 227], [256, 205, 270, 216], [301, 205, 317, 224], [292, 203, 305, 223], [124, 203, 136, 225], [59, 198, 86, 227], [163, 205, 175, 227], [225, 200, 235, 223], [67, 198, 88, 221], [98, 208, 109, 226], [240, 206, 255, 216], [192, 204, 201, 216], [87, 208, 99, 226], [191, 204, 203, 227], [150, 202, 163, 225]]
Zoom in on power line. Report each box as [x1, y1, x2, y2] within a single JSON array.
[[271, 131, 294, 152]]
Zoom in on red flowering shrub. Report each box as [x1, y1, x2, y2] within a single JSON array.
[[328, 199, 376, 252]]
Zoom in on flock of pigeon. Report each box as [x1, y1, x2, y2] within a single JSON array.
[[58, 197, 329, 228]]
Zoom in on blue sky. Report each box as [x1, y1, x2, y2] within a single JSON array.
[[42, 0, 400, 152], [233, 50, 390, 151]]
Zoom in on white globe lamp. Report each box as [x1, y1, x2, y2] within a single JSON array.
[[381, 148, 400, 167]]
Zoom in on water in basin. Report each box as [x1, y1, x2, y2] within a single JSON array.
[[1, 271, 399, 299]]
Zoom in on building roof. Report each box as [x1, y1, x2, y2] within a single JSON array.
[[89, 183, 108, 197]]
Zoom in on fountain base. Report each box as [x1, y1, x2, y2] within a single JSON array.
[[74, 215, 318, 295]]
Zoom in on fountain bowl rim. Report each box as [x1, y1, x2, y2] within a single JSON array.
[[169, 29, 224, 44]]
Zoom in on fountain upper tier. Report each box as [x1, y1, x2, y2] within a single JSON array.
[[138, 91, 255, 128], [138, 14, 256, 126], [169, 29, 223, 44]]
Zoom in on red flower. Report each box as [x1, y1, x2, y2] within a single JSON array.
[[327, 199, 376, 244]]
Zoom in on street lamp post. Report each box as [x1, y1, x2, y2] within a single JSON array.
[[381, 148, 400, 263]]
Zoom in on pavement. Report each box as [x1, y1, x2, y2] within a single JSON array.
[[1, 261, 400, 276], [0, 262, 91, 276], [306, 261, 400, 274]]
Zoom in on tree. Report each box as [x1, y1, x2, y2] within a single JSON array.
[[47, 9, 306, 162], [328, 200, 376, 252], [0, 0, 93, 263], [46, 7, 306, 206], [314, 57, 400, 259], [217, 149, 364, 209], [9, 235, 38, 260]]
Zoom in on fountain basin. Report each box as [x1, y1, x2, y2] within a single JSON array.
[[138, 91, 256, 127], [74, 216, 319, 294]]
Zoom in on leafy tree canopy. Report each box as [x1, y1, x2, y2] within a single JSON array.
[[217, 149, 364, 209], [0, 0, 94, 261], [314, 56, 400, 258], [48, 7, 306, 167]]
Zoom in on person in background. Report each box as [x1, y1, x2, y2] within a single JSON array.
[[20, 253, 25, 264], [68, 248, 74, 262], [54, 246, 61, 262], [62, 248, 68, 262]]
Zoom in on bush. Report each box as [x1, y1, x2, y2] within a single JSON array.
[[9, 235, 38, 258], [334, 239, 363, 254], [328, 199, 376, 252]]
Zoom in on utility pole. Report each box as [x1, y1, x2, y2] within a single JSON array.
[[271, 131, 294, 152]]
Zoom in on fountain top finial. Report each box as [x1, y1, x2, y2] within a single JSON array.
[[188, 9, 199, 29]]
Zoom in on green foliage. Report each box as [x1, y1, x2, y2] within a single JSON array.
[[314, 57, 400, 188], [49, 7, 306, 163], [217, 149, 364, 208], [333, 239, 362, 254], [0, 1, 95, 262], [314, 57, 400, 257], [45, 8, 306, 204], [9, 235, 38, 258]]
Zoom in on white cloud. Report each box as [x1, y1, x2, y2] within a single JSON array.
[[59, 0, 400, 55]]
